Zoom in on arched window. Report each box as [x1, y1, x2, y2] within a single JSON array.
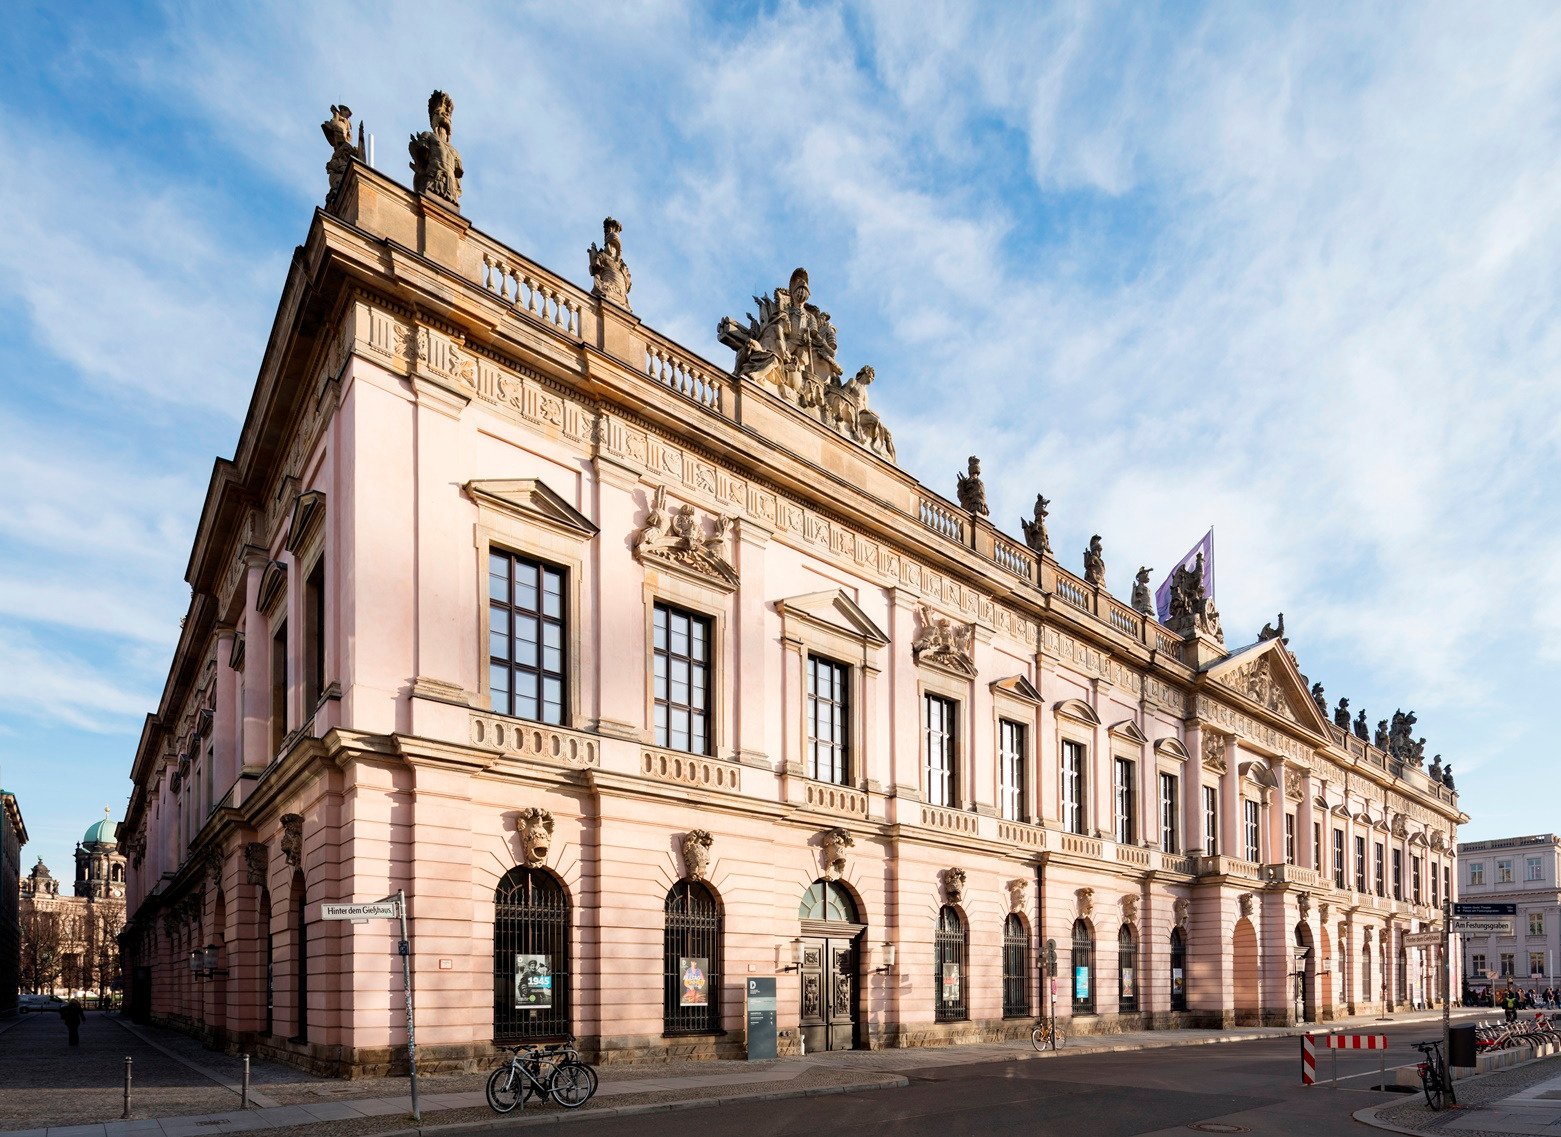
[[664, 881, 721, 1034], [494, 867, 571, 1043], [1169, 928, 1187, 1012], [1118, 924, 1138, 1013], [1361, 940, 1372, 1005], [934, 906, 967, 1022], [259, 886, 274, 1036], [799, 880, 858, 922], [1071, 919, 1095, 1014], [1002, 914, 1030, 1018], [291, 870, 308, 1041]]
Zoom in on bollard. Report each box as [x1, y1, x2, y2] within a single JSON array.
[[1301, 1034, 1316, 1085], [241, 1054, 250, 1109], [123, 1056, 133, 1119]]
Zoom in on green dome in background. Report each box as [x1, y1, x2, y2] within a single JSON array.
[[83, 811, 118, 845]]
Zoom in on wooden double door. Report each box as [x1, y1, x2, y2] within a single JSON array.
[[799, 934, 859, 1053]]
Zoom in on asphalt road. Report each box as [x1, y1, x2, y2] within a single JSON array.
[[507, 1021, 1455, 1137]]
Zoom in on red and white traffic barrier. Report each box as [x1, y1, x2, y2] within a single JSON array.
[[1327, 1034, 1388, 1050], [1301, 1034, 1316, 1085]]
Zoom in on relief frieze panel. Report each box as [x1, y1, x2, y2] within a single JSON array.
[[1194, 694, 1312, 766]]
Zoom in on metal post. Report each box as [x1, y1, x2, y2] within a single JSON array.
[[397, 889, 421, 1124], [241, 1054, 250, 1109], [122, 1056, 132, 1119], [1332, 1038, 1338, 1089], [1380, 1049, 1385, 1091], [1442, 899, 1456, 1106]]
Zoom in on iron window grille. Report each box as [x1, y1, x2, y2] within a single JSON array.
[[924, 694, 957, 808], [493, 867, 571, 1044], [1118, 925, 1138, 1013], [1071, 920, 1095, 1015], [934, 906, 968, 1022], [488, 551, 567, 724], [1001, 914, 1029, 1018], [1169, 929, 1188, 1012], [998, 720, 1027, 822], [654, 603, 712, 754], [807, 656, 850, 785], [664, 881, 721, 1034]]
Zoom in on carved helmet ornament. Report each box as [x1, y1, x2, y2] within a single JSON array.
[[682, 829, 714, 881], [821, 827, 854, 882], [516, 807, 555, 867], [1006, 877, 1029, 914], [943, 867, 967, 905]]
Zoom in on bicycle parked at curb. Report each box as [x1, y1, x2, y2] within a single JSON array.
[[1030, 1020, 1066, 1052], [486, 1036, 599, 1112], [1412, 1039, 1453, 1112]]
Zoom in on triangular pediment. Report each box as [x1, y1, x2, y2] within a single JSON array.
[[464, 478, 599, 538], [991, 675, 1043, 704], [1203, 639, 1330, 736], [776, 590, 889, 645]]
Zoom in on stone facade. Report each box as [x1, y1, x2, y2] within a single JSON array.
[[1457, 834, 1561, 999], [117, 117, 1467, 1076], [18, 815, 124, 1000], [0, 789, 24, 1017]]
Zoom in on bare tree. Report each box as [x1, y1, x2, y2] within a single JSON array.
[[19, 907, 64, 994]]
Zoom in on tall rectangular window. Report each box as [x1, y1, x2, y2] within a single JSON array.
[[270, 620, 288, 757], [1528, 857, 1544, 882], [1531, 952, 1546, 977], [1333, 829, 1345, 888], [1159, 773, 1179, 853], [1114, 758, 1137, 845], [1285, 814, 1296, 865], [998, 720, 1027, 822], [1374, 842, 1385, 896], [924, 694, 957, 807], [1500, 953, 1515, 977], [1431, 862, 1440, 907], [1203, 786, 1218, 856], [806, 656, 850, 784], [1354, 835, 1367, 892], [1530, 912, 1546, 937], [1062, 741, 1086, 836], [1242, 800, 1260, 863], [304, 560, 326, 710], [1497, 859, 1514, 883], [1412, 855, 1423, 903], [653, 603, 711, 754], [1470, 861, 1485, 886], [1393, 849, 1403, 900], [1444, 865, 1451, 904], [1471, 953, 1486, 976], [1313, 822, 1322, 872], [490, 551, 567, 725]]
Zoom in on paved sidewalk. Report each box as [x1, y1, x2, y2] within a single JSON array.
[[1360, 1054, 1561, 1136], [0, 1005, 1483, 1137]]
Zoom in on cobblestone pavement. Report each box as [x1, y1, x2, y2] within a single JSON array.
[[1363, 1055, 1561, 1137]]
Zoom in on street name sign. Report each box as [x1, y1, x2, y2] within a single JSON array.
[[1403, 931, 1442, 947], [1453, 903, 1517, 917], [1453, 918, 1515, 936], [322, 901, 400, 920]]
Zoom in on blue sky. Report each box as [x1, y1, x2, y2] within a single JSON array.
[[2, 2, 1559, 879]]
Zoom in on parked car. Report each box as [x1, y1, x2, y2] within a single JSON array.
[[19, 994, 64, 1013]]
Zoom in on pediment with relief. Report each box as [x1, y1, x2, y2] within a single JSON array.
[[1204, 640, 1330, 736], [632, 484, 738, 589], [465, 478, 599, 539], [776, 589, 889, 645], [913, 601, 975, 676]]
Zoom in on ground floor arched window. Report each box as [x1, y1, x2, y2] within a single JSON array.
[[1072, 920, 1095, 1014], [1002, 914, 1030, 1018], [259, 886, 274, 1036], [664, 881, 721, 1033], [1169, 928, 1187, 1011], [494, 867, 570, 1043], [935, 906, 967, 1022], [1361, 940, 1373, 1005], [1118, 924, 1138, 1013]]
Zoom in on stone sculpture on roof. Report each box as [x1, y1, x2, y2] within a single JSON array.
[[1310, 682, 1327, 716], [718, 269, 895, 462], [1083, 535, 1106, 588], [588, 217, 632, 309], [1021, 494, 1052, 556], [1375, 719, 1389, 749], [1258, 613, 1286, 644], [1333, 698, 1351, 730], [1353, 709, 1369, 741], [1387, 710, 1427, 767], [1131, 567, 1153, 616], [408, 90, 463, 207], [956, 457, 989, 515], [1165, 551, 1222, 642], [321, 104, 364, 203]]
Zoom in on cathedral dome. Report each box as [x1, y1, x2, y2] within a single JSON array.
[[83, 814, 118, 846]]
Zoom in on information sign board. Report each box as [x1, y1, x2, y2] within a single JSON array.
[[1453, 903, 1517, 917], [1453, 918, 1515, 936], [1403, 931, 1442, 947], [322, 901, 399, 920], [746, 977, 777, 1061]]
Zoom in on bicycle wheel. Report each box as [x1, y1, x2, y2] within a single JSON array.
[[1421, 1065, 1444, 1111], [1031, 1027, 1046, 1053], [1054, 1025, 1066, 1048], [550, 1061, 598, 1108], [487, 1066, 522, 1113]]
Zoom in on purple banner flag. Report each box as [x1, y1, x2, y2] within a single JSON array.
[[1154, 529, 1215, 623]]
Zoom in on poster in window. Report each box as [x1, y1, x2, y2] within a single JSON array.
[[1121, 967, 1135, 1001], [514, 954, 553, 1009], [1074, 965, 1090, 1000], [1171, 967, 1185, 998], [680, 957, 709, 1007], [942, 960, 962, 1003]]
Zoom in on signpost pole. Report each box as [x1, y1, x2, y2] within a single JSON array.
[[1443, 898, 1455, 1106], [397, 890, 421, 1124]]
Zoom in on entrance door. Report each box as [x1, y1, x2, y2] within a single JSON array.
[[799, 936, 858, 1053]]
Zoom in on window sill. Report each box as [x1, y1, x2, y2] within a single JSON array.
[[661, 1029, 727, 1038]]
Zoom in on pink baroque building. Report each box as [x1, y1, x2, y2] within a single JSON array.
[[118, 96, 1467, 1075]]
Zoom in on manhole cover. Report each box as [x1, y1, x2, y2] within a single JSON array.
[[1187, 1125, 1247, 1134]]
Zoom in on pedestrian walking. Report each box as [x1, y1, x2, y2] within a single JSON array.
[[1503, 988, 1519, 1023], [60, 998, 85, 1046]]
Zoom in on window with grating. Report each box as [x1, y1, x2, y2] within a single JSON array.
[[1072, 919, 1095, 1014], [493, 867, 571, 1043], [1169, 928, 1187, 1012], [1118, 924, 1138, 1013], [664, 881, 721, 1034], [1002, 914, 1030, 1018], [934, 906, 968, 1022]]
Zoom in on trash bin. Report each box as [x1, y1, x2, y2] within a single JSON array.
[[1449, 1024, 1478, 1068]]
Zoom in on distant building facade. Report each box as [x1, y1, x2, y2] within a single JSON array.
[[19, 814, 126, 999], [118, 97, 1468, 1075], [1457, 834, 1561, 998], [0, 789, 24, 1017]]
